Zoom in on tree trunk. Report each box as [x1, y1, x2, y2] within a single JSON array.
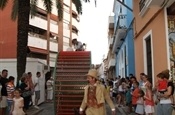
[[17, 0, 30, 86]]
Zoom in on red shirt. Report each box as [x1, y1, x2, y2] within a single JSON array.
[[132, 87, 139, 105], [158, 79, 167, 91]]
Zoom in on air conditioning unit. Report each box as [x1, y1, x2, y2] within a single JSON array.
[[44, 65, 50, 71]]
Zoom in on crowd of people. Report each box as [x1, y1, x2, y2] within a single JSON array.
[[0, 69, 54, 115], [103, 69, 175, 115]]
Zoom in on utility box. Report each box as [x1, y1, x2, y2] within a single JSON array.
[[0, 58, 49, 104]]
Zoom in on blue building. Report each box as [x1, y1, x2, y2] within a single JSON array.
[[112, 0, 135, 77]]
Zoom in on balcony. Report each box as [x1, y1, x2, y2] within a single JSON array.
[[50, 41, 58, 52], [63, 0, 70, 6], [146, 0, 175, 8], [50, 21, 58, 34], [108, 37, 113, 49], [28, 33, 47, 50], [64, 11, 70, 22], [72, 3, 78, 15], [139, 0, 175, 17], [29, 15, 47, 30], [72, 18, 79, 29], [112, 28, 127, 53], [139, 0, 149, 17], [63, 29, 70, 38], [108, 58, 116, 70], [72, 32, 78, 39], [108, 16, 114, 29]]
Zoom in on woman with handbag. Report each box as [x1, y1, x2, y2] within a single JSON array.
[[19, 76, 31, 111]]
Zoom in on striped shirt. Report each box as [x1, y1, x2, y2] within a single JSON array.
[[6, 83, 15, 101]]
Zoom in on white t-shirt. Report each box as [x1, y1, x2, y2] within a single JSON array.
[[46, 80, 53, 90], [160, 98, 172, 104], [74, 41, 82, 50], [34, 77, 40, 91]]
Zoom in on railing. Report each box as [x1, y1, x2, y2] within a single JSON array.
[[53, 52, 59, 115], [28, 32, 46, 39], [139, 0, 147, 12]]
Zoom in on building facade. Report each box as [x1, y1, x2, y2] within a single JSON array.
[[0, 0, 79, 68], [112, 0, 135, 78], [133, 0, 175, 85]]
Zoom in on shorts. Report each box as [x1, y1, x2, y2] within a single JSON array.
[[35, 91, 40, 100], [0, 96, 7, 108], [145, 105, 154, 113]]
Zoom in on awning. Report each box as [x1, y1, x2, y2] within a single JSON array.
[[28, 46, 48, 54]]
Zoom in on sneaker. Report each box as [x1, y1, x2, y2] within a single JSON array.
[[34, 105, 40, 109]]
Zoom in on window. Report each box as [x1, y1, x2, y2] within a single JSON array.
[[139, 0, 146, 12], [146, 36, 153, 84]]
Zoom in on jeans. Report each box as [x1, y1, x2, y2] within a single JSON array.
[[156, 103, 173, 115], [7, 100, 13, 115]]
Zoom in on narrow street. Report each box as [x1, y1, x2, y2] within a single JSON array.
[[38, 102, 54, 115], [27, 102, 136, 115]]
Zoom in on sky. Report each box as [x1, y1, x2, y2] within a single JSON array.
[[78, 0, 114, 64]]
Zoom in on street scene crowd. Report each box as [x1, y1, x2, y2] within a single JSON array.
[[102, 69, 175, 115], [0, 69, 53, 115]]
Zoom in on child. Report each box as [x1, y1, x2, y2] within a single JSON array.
[[6, 76, 15, 115], [131, 82, 140, 112], [135, 90, 145, 115], [144, 84, 154, 115], [12, 89, 25, 115], [125, 86, 132, 113], [156, 73, 167, 94]]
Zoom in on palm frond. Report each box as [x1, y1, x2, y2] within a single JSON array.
[[0, 0, 8, 10], [72, 0, 82, 14], [11, 0, 18, 20], [42, 0, 53, 13], [56, 0, 63, 21], [30, 0, 38, 18], [83, 0, 90, 2]]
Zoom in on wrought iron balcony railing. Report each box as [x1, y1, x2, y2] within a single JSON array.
[[139, 0, 147, 12]]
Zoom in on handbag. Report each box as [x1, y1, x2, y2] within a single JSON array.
[[22, 90, 32, 97]]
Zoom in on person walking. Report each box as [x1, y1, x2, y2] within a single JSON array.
[[0, 69, 9, 115], [34, 72, 41, 109], [79, 69, 115, 115]]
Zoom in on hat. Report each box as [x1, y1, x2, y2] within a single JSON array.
[[86, 69, 98, 79]]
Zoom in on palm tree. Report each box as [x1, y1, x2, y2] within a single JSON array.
[[0, 0, 90, 86]]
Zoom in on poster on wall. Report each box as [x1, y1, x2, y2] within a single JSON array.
[[168, 15, 175, 83]]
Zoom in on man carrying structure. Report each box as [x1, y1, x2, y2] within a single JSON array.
[[79, 69, 116, 115]]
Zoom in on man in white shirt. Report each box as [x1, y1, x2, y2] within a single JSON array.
[[34, 72, 41, 109], [72, 38, 84, 51]]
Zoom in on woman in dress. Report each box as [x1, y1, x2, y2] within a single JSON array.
[[12, 89, 25, 115]]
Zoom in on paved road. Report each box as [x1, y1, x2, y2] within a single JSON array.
[[38, 102, 54, 115], [36, 102, 135, 115]]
